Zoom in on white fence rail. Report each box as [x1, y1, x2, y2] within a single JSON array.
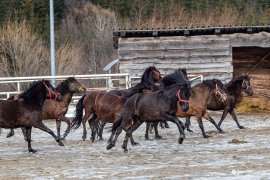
[[0, 74, 130, 100], [0, 73, 203, 104]]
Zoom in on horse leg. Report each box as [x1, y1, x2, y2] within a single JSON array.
[[164, 121, 169, 128], [203, 112, 224, 134], [55, 120, 62, 140], [34, 122, 64, 146], [6, 129, 15, 138], [130, 133, 140, 146], [122, 120, 143, 152], [88, 114, 97, 142], [218, 107, 230, 127], [25, 126, 37, 153], [229, 109, 245, 129], [196, 116, 209, 138], [185, 117, 193, 132], [98, 121, 106, 141], [145, 123, 151, 140], [107, 126, 123, 150], [22, 127, 27, 141], [167, 116, 185, 144], [154, 122, 162, 139], [57, 114, 71, 140]]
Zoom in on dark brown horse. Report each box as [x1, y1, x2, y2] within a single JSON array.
[[70, 66, 162, 142], [107, 70, 191, 152], [0, 80, 63, 153], [185, 75, 253, 131], [6, 77, 86, 140]]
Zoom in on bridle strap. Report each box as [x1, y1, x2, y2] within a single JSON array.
[[242, 80, 251, 92], [43, 82, 61, 100], [215, 84, 227, 102], [176, 90, 189, 103]]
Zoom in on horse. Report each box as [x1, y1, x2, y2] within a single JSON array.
[[144, 68, 188, 140], [106, 70, 191, 152], [70, 66, 162, 142], [0, 80, 63, 153], [185, 75, 253, 131], [6, 77, 86, 140]]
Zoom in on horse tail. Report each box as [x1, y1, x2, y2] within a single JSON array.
[[71, 94, 86, 130], [112, 116, 123, 132]]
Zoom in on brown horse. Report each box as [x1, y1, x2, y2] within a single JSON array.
[[6, 77, 86, 140], [70, 66, 162, 142], [107, 70, 191, 152], [0, 80, 63, 153], [185, 75, 253, 131], [176, 79, 227, 138]]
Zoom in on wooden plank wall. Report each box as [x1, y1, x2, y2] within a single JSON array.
[[233, 47, 270, 97], [117, 35, 233, 84]]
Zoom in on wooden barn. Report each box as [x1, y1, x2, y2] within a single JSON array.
[[113, 26, 270, 98]]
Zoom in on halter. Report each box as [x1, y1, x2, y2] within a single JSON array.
[[215, 84, 227, 102], [152, 69, 162, 81], [242, 79, 252, 93], [176, 90, 189, 103], [43, 82, 61, 100]]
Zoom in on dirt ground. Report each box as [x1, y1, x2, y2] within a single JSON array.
[[0, 112, 270, 179]]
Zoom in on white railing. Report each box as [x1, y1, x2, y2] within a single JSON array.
[[0, 74, 130, 100]]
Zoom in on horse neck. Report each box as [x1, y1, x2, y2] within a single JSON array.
[[126, 83, 144, 96], [62, 92, 73, 105], [192, 84, 212, 100], [162, 85, 179, 103], [226, 80, 243, 100], [23, 88, 46, 107]]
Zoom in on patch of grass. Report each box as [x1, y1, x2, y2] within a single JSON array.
[[236, 97, 270, 113]]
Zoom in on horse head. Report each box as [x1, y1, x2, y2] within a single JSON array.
[[150, 66, 162, 82], [66, 77, 86, 93], [43, 80, 63, 101], [141, 66, 162, 91], [162, 70, 191, 112], [241, 75, 253, 96], [212, 79, 227, 102]]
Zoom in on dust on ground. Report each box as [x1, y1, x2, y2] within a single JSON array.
[[0, 112, 270, 179]]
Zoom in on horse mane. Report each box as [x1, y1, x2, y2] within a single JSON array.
[[56, 77, 75, 94], [176, 68, 188, 80], [193, 79, 224, 90], [140, 66, 158, 88], [20, 80, 47, 100], [161, 70, 188, 87]]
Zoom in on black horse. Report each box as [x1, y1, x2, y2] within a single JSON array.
[[0, 80, 63, 153], [94, 66, 162, 141], [185, 75, 253, 131], [107, 70, 191, 152], [145, 68, 188, 140]]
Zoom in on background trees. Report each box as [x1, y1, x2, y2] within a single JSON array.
[[0, 0, 270, 82]]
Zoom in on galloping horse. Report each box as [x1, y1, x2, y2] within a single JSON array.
[[185, 75, 253, 131], [0, 80, 63, 153], [70, 66, 162, 142], [6, 77, 86, 140], [107, 70, 191, 152], [176, 79, 227, 138]]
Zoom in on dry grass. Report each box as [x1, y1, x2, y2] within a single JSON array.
[[236, 97, 270, 113]]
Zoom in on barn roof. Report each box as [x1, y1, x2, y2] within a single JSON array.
[[113, 25, 270, 48]]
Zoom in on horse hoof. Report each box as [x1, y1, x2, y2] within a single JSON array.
[[239, 126, 246, 129], [220, 130, 225, 134], [99, 138, 104, 141], [6, 132, 14, 138], [187, 129, 193, 132], [58, 141, 65, 146], [106, 144, 114, 150], [155, 135, 162, 139], [203, 135, 210, 138], [124, 149, 128, 153], [29, 149, 37, 153], [165, 124, 169, 128], [178, 138, 184, 144], [132, 142, 140, 146]]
